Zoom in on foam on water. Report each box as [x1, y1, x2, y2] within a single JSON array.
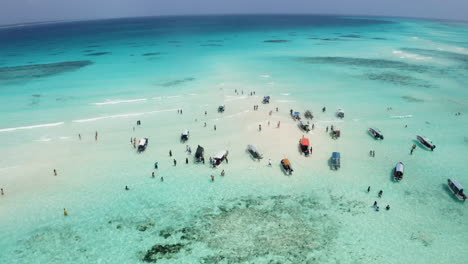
[[0, 122, 64, 133]]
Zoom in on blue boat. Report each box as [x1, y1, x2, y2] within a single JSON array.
[[331, 152, 340, 170]]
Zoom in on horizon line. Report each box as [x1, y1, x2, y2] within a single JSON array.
[[1, 12, 467, 28]]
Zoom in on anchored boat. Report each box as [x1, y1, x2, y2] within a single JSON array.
[[281, 158, 293, 175], [393, 162, 404, 181], [336, 109, 344, 118], [331, 152, 340, 170], [138, 138, 148, 152], [212, 150, 228, 167], [369, 128, 384, 140], [298, 121, 311, 132], [195, 145, 205, 163], [262, 96, 270, 104], [417, 135, 436, 151], [181, 129, 189, 142], [447, 179, 466, 201], [247, 144, 263, 160], [300, 138, 310, 156]]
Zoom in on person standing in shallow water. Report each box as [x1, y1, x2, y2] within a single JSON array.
[[95, 131, 98, 141], [211, 175, 215, 182], [367, 186, 371, 192], [152, 172, 155, 178], [63, 208, 68, 216], [54, 169, 57, 176], [186, 158, 188, 164], [78, 134, 81, 140], [173, 159, 177, 166], [1, 188, 4, 195], [378, 190, 383, 198], [214, 125, 216, 131], [169, 150, 172, 157]]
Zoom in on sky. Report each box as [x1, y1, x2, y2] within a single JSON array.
[[0, 0, 467, 25]]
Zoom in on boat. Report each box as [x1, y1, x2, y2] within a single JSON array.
[[292, 111, 301, 121], [393, 162, 404, 181], [195, 145, 205, 163], [331, 152, 340, 170], [218, 105, 225, 113], [300, 138, 310, 156], [281, 158, 293, 175], [331, 128, 341, 139], [137, 138, 148, 152], [304, 110, 313, 119], [212, 150, 228, 167], [337, 109, 344, 118], [180, 129, 189, 142], [247, 144, 263, 160], [298, 121, 311, 132], [417, 135, 436, 151], [447, 179, 467, 201], [369, 128, 384, 140], [262, 96, 270, 104]]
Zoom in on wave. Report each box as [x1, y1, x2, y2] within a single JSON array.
[[392, 50, 431, 61], [91, 98, 147, 105], [0, 122, 64, 133], [390, 115, 413, 119], [260, 74, 271, 78], [166, 95, 181, 98], [35, 138, 52, 142], [280, 93, 290, 96], [73, 108, 177, 123], [276, 100, 295, 103]]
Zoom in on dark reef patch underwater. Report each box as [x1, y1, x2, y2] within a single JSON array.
[[9, 193, 386, 263], [141, 194, 340, 263], [0, 60, 93, 82], [294, 56, 433, 73], [158, 77, 195, 87]]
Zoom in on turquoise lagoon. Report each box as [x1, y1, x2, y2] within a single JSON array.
[[0, 15, 467, 263]]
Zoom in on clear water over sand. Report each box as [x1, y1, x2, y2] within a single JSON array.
[[0, 15, 467, 263]]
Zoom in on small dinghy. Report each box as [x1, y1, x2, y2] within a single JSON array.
[[447, 179, 466, 201], [336, 109, 344, 118], [262, 96, 270, 104], [417, 135, 436, 151], [304, 110, 313, 119], [393, 162, 404, 181], [300, 138, 310, 156], [298, 121, 311, 132], [369, 128, 384, 140], [212, 150, 228, 167], [247, 144, 263, 160], [195, 145, 205, 163], [281, 158, 293, 175], [180, 129, 189, 142], [138, 138, 148, 152], [331, 152, 340, 170]]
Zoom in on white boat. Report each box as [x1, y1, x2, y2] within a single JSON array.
[[212, 150, 228, 166], [393, 162, 404, 181], [138, 138, 148, 152], [417, 135, 435, 151], [447, 179, 467, 201], [181, 129, 189, 142]]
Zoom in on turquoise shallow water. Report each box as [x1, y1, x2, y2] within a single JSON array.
[[0, 15, 468, 263]]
